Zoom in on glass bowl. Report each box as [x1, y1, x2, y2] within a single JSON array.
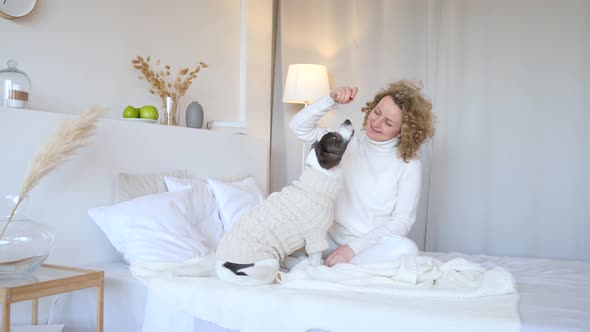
[[0, 194, 54, 279]]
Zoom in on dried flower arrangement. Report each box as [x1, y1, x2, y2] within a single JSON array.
[[0, 106, 106, 238], [132, 55, 208, 125]]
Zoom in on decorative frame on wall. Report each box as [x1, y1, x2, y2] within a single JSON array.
[[0, 0, 37, 19]]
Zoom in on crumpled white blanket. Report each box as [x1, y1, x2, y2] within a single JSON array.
[[130, 254, 520, 332], [276, 254, 518, 297]]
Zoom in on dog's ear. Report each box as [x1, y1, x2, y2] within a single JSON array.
[[314, 140, 342, 170], [311, 140, 319, 151]]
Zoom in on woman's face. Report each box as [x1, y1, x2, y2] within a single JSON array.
[[366, 96, 402, 142]]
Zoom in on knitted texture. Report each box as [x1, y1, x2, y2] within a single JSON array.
[[216, 168, 343, 264]]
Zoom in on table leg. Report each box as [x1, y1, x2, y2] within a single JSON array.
[[96, 274, 104, 332], [2, 295, 10, 332], [32, 298, 38, 325]]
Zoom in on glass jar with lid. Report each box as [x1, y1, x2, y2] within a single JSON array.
[[0, 60, 32, 109]]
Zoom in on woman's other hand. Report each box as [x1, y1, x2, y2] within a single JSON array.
[[330, 86, 358, 104], [325, 244, 355, 267]]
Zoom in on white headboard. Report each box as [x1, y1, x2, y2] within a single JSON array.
[[0, 108, 268, 266]]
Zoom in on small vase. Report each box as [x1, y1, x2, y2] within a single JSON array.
[[161, 96, 179, 126], [186, 101, 204, 128], [0, 194, 54, 279]]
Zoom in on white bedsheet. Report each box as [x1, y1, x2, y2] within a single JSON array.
[[47, 253, 590, 332]]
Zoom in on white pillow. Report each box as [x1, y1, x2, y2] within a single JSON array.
[[164, 176, 223, 250], [207, 177, 264, 231], [89, 190, 209, 265]]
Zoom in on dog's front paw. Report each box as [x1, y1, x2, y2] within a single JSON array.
[[282, 256, 304, 270], [308, 252, 322, 266]]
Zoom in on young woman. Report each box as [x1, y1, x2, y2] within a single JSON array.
[[290, 80, 434, 266]]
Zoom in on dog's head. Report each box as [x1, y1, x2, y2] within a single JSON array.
[[311, 119, 354, 170]]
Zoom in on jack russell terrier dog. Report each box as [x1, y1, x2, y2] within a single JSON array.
[[216, 119, 354, 285]]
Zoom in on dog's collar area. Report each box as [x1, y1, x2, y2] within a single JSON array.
[[295, 168, 343, 198]]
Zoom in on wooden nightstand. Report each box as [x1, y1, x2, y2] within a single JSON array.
[[0, 264, 104, 332]]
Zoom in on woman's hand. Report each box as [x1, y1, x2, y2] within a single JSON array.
[[325, 244, 355, 267], [330, 86, 358, 104]]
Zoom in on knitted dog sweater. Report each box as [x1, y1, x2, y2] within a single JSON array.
[[216, 167, 343, 264]]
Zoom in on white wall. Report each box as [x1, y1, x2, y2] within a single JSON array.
[[271, 0, 435, 249], [1, 0, 277, 203], [1, 0, 239, 125], [2, 0, 275, 188]]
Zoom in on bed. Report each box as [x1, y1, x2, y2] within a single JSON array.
[[2, 108, 589, 331], [47, 251, 590, 332]]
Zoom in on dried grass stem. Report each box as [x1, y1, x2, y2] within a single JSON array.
[[0, 107, 106, 238]]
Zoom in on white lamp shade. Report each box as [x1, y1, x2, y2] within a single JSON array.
[[282, 64, 330, 104]]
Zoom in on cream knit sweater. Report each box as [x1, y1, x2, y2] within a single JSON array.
[[216, 167, 343, 264]]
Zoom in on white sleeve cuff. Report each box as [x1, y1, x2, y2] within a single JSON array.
[[347, 237, 375, 255], [311, 95, 336, 111]]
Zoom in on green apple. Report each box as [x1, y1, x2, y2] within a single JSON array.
[[139, 105, 159, 120], [123, 105, 139, 118]]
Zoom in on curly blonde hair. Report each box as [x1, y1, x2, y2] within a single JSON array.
[[362, 80, 435, 162]]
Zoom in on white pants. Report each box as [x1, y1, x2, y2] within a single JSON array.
[[323, 234, 419, 264]]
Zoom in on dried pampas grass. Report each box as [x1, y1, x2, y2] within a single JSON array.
[[131, 55, 208, 113], [0, 106, 107, 238]]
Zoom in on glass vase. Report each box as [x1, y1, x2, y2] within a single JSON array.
[[0, 194, 55, 279], [161, 96, 179, 126]]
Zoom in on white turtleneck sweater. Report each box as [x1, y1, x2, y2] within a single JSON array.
[[289, 95, 422, 254]]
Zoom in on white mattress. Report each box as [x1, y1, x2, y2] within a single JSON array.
[[48, 262, 229, 332], [48, 253, 590, 332]]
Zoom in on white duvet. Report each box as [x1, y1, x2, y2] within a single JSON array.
[[130, 254, 520, 332]]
